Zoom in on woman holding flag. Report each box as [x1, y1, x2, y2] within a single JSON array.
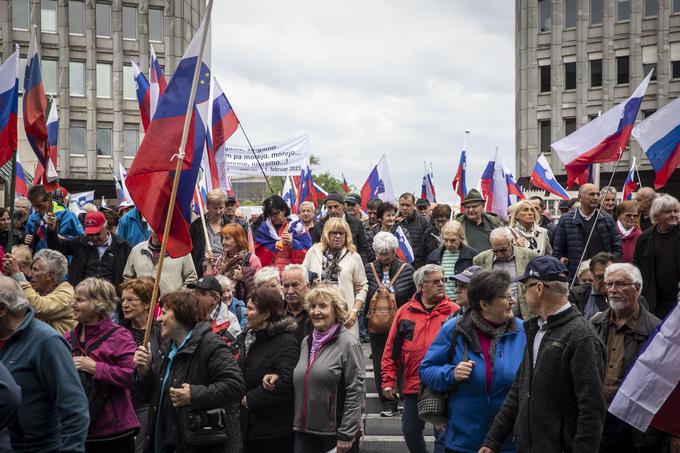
[[253, 195, 312, 273]]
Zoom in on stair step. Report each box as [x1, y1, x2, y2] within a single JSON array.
[[360, 435, 434, 453], [364, 393, 383, 413], [363, 414, 403, 436]]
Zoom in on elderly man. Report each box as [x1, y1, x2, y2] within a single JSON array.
[[382, 264, 458, 453], [451, 265, 483, 315], [634, 194, 680, 320], [455, 189, 503, 253], [635, 187, 657, 232], [415, 198, 431, 220], [0, 276, 89, 452], [311, 193, 373, 263], [46, 210, 131, 290], [298, 201, 316, 232], [480, 256, 606, 453], [363, 198, 383, 236], [553, 183, 622, 278], [345, 194, 366, 222], [397, 193, 431, 268], [282, 264, 312, 344], [4, 248, 75, 334], [473, 227, 539, 319], [590, 263, 665, 452], [569, 252, 616, 319]]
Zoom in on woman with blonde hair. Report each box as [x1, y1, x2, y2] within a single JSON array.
[[302, 218, 368, 338], [508, 199, 552, 256]]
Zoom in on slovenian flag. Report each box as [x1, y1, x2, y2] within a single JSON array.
[[149, 44, 167, 120], [530, 154, 570, 200], [23, 28, 50, 176], [15, 154, 28, 197], [282, 176, 297, 211], [254, 215, 312, 267], [394, 225, 414, 264], [452, 150, 468, 201], [0, 46, 19, 168], [552, 71, 652, 187], [360, 155, 395, 211], [622, 156, 638, 201], [132, 58, 151, 131], [342, 174, 350, 193], [505, 168, 525, 201], [421, 168, 437, 203]]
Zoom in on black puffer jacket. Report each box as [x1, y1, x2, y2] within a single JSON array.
[[400, 212, 430, 268], [364, 258, 416, 312], [237, 317, 299, 441], [420, 225, 441, 258], [137, 321, 245, 453], [311, 213, 373, 264]]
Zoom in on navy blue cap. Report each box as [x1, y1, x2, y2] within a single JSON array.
[[345, 194, 361, 205], [515, 256, 569, 283], [451, 265, 483, 284]]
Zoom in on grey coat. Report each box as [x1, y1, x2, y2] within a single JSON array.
[[293, 325, 365, 442]]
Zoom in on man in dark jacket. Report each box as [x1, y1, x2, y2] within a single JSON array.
[[590, 263, 665, 452], [397, 193, 431, 268], [311, 193, 373, 263], [553, 184, 622, 278], [569, 252, 616, 319], [0, 360, 20, 451], [46, 211, 131, 289], [455, 189, 503, 253], [282, 264, 312, 344], [481, 256, 606, 453], [0, 276, 89, 452], [635, 187, 656, 232]]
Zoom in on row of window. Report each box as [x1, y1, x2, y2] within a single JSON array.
[[69, 123, 140, 158], [11, 0, 163, 42], [538, 0, 680, 32]]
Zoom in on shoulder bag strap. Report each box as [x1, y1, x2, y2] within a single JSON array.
[[369, 263, 383, 289], [85, 326, 121, 355], [446, 327, 469, 363], [389, 263, 408, 286]]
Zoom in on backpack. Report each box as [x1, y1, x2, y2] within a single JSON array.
[[69, 326, 120, 432], [366, 263, 406, 334]]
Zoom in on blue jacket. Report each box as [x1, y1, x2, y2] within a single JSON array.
[[0, 307, 89, 452], [25, 201, 83, 252], [0, 362, 20, 453], [420, 312, 526, 453], [229, 297, 247, 331], [118, 207, 149, 247]]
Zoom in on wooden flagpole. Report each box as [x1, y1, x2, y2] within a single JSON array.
[[143, 0, 213, 347]]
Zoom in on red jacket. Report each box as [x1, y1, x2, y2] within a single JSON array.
[[617, 224, 641, 263], [381, 294, 459, 394]]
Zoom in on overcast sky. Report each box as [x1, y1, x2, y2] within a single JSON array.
[[211, 1, 515, 202]]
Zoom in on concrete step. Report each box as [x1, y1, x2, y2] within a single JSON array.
[[365, 371, 376, 392], [363, 413, 403, 436], [360, 435, 434, 453], [365, 393, 384, 413]]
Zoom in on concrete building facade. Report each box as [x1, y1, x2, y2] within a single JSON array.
[[516, 0, 680, 192], [0, 0, 204, 196]]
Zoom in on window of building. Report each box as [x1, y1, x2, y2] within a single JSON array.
[[643, 45, 657, 80], [41, 0, 57, 33], [123, 6, 137, 40], [69, 61, 85, 96], [12, 0, 29, 30], [42, 59, 58, 95], [590, 59, 602, 87], [616, 56, 629, 84], [618, 0, 630, 21], [591, 0, 603, 24], [645, 0, 658, 17], [539, 0, 551, 32], [564, 0, 577, 28], [643, 63, 657, 80], [540, 65, 551, 93], [642, 110, 656, 119], [149, 8, 163, 42], [673, 61, 680, 79], [123, 65, 136, 100], [539, 120, 552, 155], [564, 62, 576, 90], [564, 118, 577, 136], [674, 0, 680, 13], [68, 1, 84, 35], [123, 126, 139, 157], [96, 63, 112, 98], [70, 122, 86, 156], [97, 123, 112, 156], [96, 2, 111, 37]]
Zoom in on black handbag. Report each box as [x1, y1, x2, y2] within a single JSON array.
[[177, 406, 228, 445], [417, 327, 468, 424]]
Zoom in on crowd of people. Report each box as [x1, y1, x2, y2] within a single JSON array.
[[0, 181, 679, 453]]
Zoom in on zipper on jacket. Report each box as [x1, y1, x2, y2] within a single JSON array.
[[300, 341, 332, 431]]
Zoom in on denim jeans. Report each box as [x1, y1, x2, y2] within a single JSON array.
[[402, 394, 446, 453]]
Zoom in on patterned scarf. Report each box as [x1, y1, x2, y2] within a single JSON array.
[[213, 250, 250, 278], [470, 309, 510, 366], [321, 248, 344, 285], [244, 330, 257, 356], [309, 323, 340, 366], [513, 223, 538, 250]]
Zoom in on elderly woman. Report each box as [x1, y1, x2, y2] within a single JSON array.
[[5, 248, 75, 334], [64, 278, 139, 452], [367, 201, 412, 245], [615, 200, 641, 263], [601, 186, 618, 218], [254, 266, 282, 293], [364, 231, 415, 417], [302, 218, 368, 338], [425, 220, 478, 301], [293, 285, 365, 453], [118, 277, 162, 453], [420, 270, 526, 453], [253, 195, 312, 272], [133, 290, 245, 453], [237, 287, 298, 453], [421, 204, 452, 257], [215, 275, 247, 331], [508, 199, 552, 256], [205, 223, 262, 303], [382, 264, 459, 452]]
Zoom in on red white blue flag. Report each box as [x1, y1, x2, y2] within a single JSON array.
[[149, 44, 167, 120], [360, 155, 394, 211], [35, 98, 59, 189], [14, 153, 28, 197], [211, 78, 239, 191], [530, 154, 570, 200], [342, 174, 350, 193], [0, 46, 19, 168], [505, 168, 525, 201], [23, 28, 50, 177], [421, 168, 437, 203], [132, 58, 151, 131], [254, 215, 312, 267], [622, 156, 638, 201], [394, 225, 414, 264], [452, 150, 467, 201]]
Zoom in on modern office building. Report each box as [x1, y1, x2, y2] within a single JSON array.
[[0, 0, 205, 199], [516, 0, 680, 193]]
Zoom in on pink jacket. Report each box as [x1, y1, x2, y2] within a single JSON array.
[[617, 224, 641, 263], [65, 317, 140, 437]]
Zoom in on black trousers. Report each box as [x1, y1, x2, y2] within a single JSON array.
[[600, 412, 665, 453], [369, 332, 398, 410], [244, 433, 294, 453], [294, 432, 359, 453], [85, 430, 135, 453]]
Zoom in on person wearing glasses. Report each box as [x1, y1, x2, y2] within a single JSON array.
[[455, 189, 503, 253], [615, 201, 641, 263], [590, 263, 665, 453], [381, 264, 459, 453], [303, 217, 368, 338], [473, 227, 539, 320], [479, 256, 606, 453], [420, 270, 526, 453]]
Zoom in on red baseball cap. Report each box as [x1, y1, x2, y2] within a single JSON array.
[[84, 211, 107, 234]]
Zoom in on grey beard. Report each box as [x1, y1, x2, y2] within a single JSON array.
[[609, 299, 626, 312]]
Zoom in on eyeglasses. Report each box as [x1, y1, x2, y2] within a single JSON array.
[[622, 213, 640, 219], [604, 281, 636, 289], [424, 278, 445, 285], [329, 231, 346, 237], [121, 297, 142, 304], [494, 293, 515, 302]]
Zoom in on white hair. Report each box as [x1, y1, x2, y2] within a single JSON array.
[[413, 264, 444, 292], [33, 249, 69, 282], [650, 194, 679, 225], [254, 266, 280, 287], [0, 276, 30, 314], [283, 264, 309, 284], [604, 263, 643, 292], [489, 227, 513, 244], [372, 231, 399, 254]]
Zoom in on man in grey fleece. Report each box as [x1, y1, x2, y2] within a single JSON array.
[[479, 256, 606, 453]]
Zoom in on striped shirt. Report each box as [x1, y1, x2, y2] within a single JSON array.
[[441, 249, 460, 300]]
